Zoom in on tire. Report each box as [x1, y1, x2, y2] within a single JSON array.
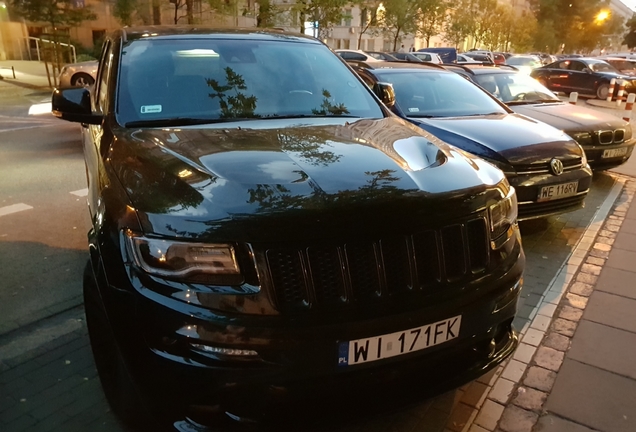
[[83, 261, 155, 429], [596, 83, 610, 100], [71, 72, 95, 87]]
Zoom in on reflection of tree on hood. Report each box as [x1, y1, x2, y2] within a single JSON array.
[[277, 128, 342, 166], [207, 67, 259, 118], [247, 169, 404, 213]]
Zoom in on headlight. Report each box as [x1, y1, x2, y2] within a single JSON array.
[[570, 132, 592, 146], [482, 156, 515, 176], [579, 144, 588, 167], [624, 124, 632, 140], [489, 186, 518, 249], [124, 231, 241, 282]]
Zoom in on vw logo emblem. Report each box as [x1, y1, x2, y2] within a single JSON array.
[[550, 158, 564, 175]]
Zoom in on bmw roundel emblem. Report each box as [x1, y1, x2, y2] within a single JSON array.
[[550, 158, 564, 175]]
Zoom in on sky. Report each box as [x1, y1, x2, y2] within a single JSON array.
[[620, 0, 636, 13]]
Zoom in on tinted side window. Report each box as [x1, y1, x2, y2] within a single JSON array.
[[568, 61, 586, 72]]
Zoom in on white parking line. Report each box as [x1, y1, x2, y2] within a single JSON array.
[[0, 203, 33, 217], [70, 188, 88, 197]]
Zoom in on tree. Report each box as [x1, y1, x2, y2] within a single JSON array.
[[114, 0, 137, 26], [417, 0, 447, 48], [353, 0, 382, 49], [293, 0, 348, 38], [623, 14, 636, 48], [257, 0, 280, 27], [380, 0, 421, 51], [443, 0, 474, 48], [10, 0, 96, 28]]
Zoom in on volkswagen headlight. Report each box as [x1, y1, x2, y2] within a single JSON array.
[[489, 185, 518, 249], [124, 230, 241, 284]]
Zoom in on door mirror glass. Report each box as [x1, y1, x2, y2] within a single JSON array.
[[373, 82, 396, 108]]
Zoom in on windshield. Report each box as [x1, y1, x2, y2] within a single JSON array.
[[507, 56, 541, 68], [474, 72, 560, 104], [116, 39, 383, 126], [375, 70, 506, 117], [589, 61, 620, 73]]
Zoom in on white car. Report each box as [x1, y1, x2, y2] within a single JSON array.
[[457, 54, 482, 64], [57, 60, 98, 87], [334, 49, 383, 62], [411, 52, 443, 64], [505, 55, 542, 75]]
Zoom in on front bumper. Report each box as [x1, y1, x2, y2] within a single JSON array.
[[509, 165, 593, 220], [583, 141, 635, 170], [89, 229, 524, 429]]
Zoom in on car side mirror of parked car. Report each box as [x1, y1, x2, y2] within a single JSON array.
[[52, 87, 103, 125], [373, 82, 396, 108]]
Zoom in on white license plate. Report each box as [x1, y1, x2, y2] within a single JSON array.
[[538, 181, 578, 202], [337, 315, 461, 366], [602, 147, 628, 158]]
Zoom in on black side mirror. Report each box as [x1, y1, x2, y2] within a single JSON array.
[[52, 87, 103, 125], [373, 82, 396, 108]]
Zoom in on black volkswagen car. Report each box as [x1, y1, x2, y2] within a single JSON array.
[[531, 58, 636, 99], [444, 64, 635, 170], [349, 61, 593, 220], [52, 27, 524, 430]]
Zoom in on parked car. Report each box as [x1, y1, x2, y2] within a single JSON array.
[[505, 55, 542, 75], [52, 27, 524, 430], [464, 52, 494, 64], [417, 47, 457, 63], [444, 64, 635, 170], [389, 52, 425, 62], [57, 60, 98, 87], [492, 53, 506, 65], [531, 57, 636, 99], [411, 51, 443, 63], [349, 61, 593, 220], [457, 53, 482, 64], [334, 49, 385, 61], [365, 51, 400, 61], [598, 57, 636, 76]]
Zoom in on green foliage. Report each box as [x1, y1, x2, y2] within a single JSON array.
[[623, 14, 636, 48], [257, 0, 279, 27], [293, 0, 349, 38], [444, 0, 474, 48], [114, 0, 137, 26], [380, 0, 421, 50], [10, 0, 96, 28], [417, 0, 447, 47]]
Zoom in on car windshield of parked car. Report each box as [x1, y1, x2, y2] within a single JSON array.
[[588, 61, 620, 73], [506, 56, 541, 68], [474, 72, 560, 105], [374, 70, 506, 118], [607, 60, 636, 72], [117, 39, 383, 127]]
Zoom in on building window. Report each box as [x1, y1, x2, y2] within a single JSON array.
[[343, 9, 352, 26], [367, 39, 374, 50]]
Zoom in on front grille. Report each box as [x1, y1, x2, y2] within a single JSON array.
[[265, 217, 490, 312], [515, 157, 582, 175], [595, 129, 625, 145], [518, 194, 585, 220]]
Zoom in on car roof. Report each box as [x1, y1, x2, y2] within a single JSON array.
[[346, 60, 447, 73], [119, 26, 320, 44], [441, 64, 518, 75]]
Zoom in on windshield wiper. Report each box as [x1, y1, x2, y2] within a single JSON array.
[[125, 117, 259, 128], [506, 99, 561, 106], [262, 114, 361, 119]]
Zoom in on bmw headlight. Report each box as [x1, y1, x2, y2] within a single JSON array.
[[624, 124, 632, 141], [570, 132, 592, 147], [489, 185, 518, 249], [124, 231, 242, 284]]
